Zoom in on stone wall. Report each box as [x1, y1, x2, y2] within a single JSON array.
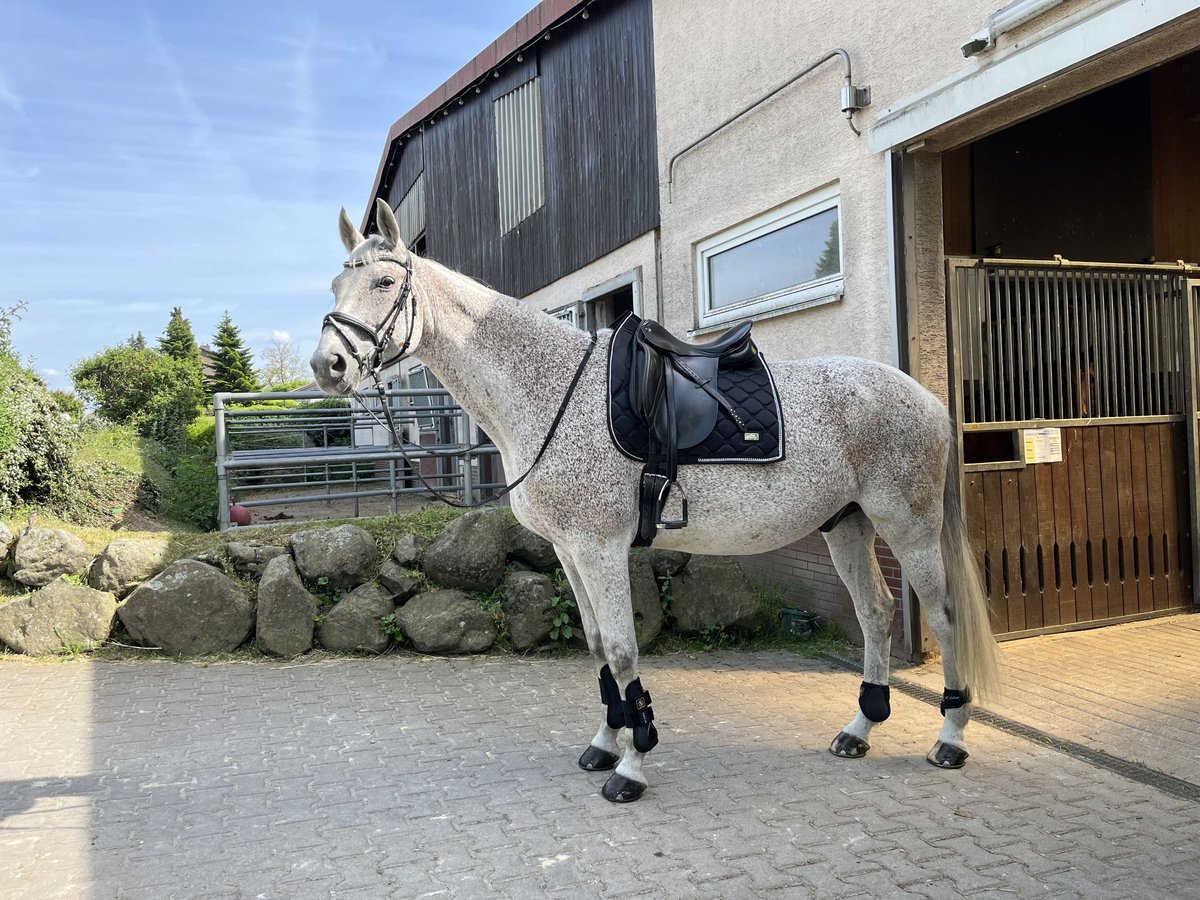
[[0, 510, 789, 659]]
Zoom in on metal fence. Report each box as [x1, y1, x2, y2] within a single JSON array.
[[214, 388, 501, 530]]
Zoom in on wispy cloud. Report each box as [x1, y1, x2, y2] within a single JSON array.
[[273, 330, 292, 342], [41, 367, 58, 377], [0, 69, 22, 114]]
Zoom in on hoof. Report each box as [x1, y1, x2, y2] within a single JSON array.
[[927, 741, 969, 769], [578, 746, 619, 772], [829, 731, 870, 758], [602, 772, 647, 803]]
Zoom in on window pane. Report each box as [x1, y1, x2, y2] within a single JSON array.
[[707, 207, 839, 309]]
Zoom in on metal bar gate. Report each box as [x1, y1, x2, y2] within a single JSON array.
[[946, 258, 1198, 638]]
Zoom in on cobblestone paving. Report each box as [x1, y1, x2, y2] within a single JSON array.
[[906, 614, 1200, 785], [2, 649, 1199, 898]]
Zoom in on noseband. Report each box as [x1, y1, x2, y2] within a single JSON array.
[[322, 246, 416, 377]]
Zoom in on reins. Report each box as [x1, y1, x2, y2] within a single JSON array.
[[324, 247, 596, 508]]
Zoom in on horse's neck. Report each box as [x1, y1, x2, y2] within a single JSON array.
[[414, 260, 591, 460]]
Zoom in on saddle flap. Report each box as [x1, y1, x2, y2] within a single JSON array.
[[653, 359, 720, 449]]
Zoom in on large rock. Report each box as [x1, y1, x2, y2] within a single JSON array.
[[118, 560, 253, 655], [0, 522, 15, 558], [649, 549, 691, 578], [87, 538, 171, 598], [422, 509, 508, 592], [316, 582, 395, 654], [397, 589, 496, 654], [502, 571, 556, 650], [507, 523, 560, 572], [256, 555, 318, 658], [0, 578, 116, 655], [10, 528, 91, 588], [669, 555, 772, 636], [391, 533, 431, 568], [376, 559, 423, 603], [290, 525, 379, 590], [227, 542, 288, 580], [628, 550, 665, 649]]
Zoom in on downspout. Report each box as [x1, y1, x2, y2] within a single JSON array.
[[666, 48, 870, 202], [961, 0, 1064, 56]]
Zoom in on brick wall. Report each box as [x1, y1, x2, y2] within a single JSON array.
[[739, 536, 905, 649]]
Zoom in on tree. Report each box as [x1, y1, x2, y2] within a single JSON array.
[[159, 307, 202, 367], [259, 336, 308, 388], [814, 219, 841, 280], [71, 345, 204, 444], [207, 312, 259, 394], [127, 331, 147, 350]]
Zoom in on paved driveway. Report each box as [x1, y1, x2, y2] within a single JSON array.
[[2, 636, 1199, 898]]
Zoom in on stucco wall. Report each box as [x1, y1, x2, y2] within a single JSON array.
[[651, 0, 1008, 365], [520, 229, 659, 318]]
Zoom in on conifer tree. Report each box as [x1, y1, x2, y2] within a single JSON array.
[[158, 307, 201, 366], [207, 312, 260, 394]]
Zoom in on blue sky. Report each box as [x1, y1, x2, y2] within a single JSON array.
[[0, 0, 535, 390]]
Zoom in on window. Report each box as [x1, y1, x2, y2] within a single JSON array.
[[550, 305, 581, 328], [696, 184, 843, 328], [494, 77, 546, 233]]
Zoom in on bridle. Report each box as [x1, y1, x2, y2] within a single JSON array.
[[322, 246, 417, 380], [319, 246, 596, 509]]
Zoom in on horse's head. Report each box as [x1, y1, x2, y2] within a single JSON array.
[[310, 198, 424, 395]]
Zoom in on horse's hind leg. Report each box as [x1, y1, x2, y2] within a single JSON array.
[[823, 511, 897, 759], [886, 535, 974, 768], [556, 550, 623, 772]]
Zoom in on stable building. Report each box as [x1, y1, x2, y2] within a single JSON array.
[[359, 0, 1200, 659]]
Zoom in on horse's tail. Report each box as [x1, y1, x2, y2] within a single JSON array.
[[941, 439, 1001, 701]]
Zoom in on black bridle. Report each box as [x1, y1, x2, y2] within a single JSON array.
[[320, 247, 596, 508]]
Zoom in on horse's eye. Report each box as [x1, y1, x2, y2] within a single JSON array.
[[377, 276, 396, 290]]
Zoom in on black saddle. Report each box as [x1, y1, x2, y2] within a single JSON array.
[[626, 317, 761, 545]]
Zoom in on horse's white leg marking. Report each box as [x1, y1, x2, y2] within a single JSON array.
[[556, 549, 622, 760], [824, 511, 894, 751]]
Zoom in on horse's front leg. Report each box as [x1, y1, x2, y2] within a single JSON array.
[[556, 550, 623, 772], [561, 540, 658, 803]]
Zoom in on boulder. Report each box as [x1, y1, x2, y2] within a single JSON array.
[[649, 549, 691, 578], [422, 509, 508, 592], [290, 525, 379, 590], [502, 571, 556, 650], [396, 589, 496, 654], [669, 555, 772, 636], [376, 559, 423, 603], [10, 527, 91, 588], [118, 560, 253, 655], [227, 542, 288, 580], [186, 549, 228, 572], [628, 550, 665, 649], [0, 522, 15, 558], [391, 533, 431, 568], [317, 582, 395, 654], [507, 523, 560, 572], [256, 555, 318, 658], [87, 538, 171, 598], [0, 579, 116, 655]]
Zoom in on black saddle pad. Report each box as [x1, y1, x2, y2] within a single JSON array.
[[606, 313, 784, 465]]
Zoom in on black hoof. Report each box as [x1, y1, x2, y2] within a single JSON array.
[[602, 772, 647, 803], [927, 741, 969, 769], [829, 731, 870, 758], [578, 745, 619, 772]]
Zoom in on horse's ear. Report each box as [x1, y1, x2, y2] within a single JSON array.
[[338, 207, 365, 253], [375, 198, 405, 251]]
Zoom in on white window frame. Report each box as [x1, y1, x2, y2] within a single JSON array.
[[695, 183, 843, 329]]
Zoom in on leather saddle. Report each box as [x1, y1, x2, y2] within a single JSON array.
[[627, 318, 759, 544]]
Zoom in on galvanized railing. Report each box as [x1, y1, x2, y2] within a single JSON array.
[[214, 389, 501, 530]]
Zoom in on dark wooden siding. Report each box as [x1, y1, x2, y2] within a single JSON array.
[[375, 0, 658, 298]]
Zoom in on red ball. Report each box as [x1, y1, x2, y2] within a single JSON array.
[[229, 502, 252, 527]]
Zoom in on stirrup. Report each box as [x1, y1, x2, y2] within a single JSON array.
[[645, 472, 688, 530]]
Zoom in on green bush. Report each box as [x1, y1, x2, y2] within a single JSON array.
[[159, 415, 218, 529], [0, 353, 78, 514]]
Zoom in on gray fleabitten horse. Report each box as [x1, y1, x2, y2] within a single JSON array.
[[311, 199, 1000, 803]]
